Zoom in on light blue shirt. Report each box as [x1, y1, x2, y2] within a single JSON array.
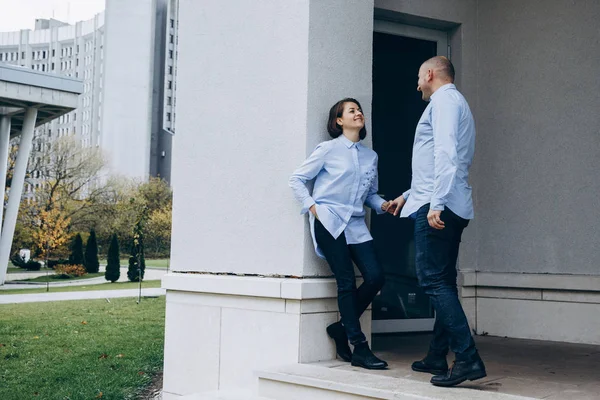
[[289, 135, 386, 258], [401, 83, 475, 220]]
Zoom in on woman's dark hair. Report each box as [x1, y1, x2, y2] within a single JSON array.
[[327, 98, 367, 140]]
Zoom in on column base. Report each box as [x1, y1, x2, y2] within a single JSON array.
[[161, 273, 371, 398]]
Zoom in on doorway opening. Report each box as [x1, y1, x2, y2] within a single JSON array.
[[371, 21, 448, 334]]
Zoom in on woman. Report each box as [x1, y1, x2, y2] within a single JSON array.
[[289, 98, 392, 370]]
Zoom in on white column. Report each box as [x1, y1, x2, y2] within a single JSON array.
[[0, 116, 11, 231], [0, 108, 37, 285], [162, 0, 374, 398]]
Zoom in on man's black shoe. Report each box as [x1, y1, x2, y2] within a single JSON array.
[[430, 357, 487, 387], [351, 342, 388, 370], [326, 322, 352, 362], [411, 355, 448, 375]]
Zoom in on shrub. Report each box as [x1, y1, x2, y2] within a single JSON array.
[[105, 234, 121, 283], [55, 264, 87, 278], [69, 234, 84, 266], [10, 254, 27, 268], [47, 259, 70, 269], [23, 260, 42, 271], [84, 229, 100, 273]]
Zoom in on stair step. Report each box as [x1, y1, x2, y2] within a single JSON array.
[[257, 363, 536, 400], [180, 389, 272, 400]]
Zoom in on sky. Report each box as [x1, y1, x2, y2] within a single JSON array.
[[0, 0, 105, 32]]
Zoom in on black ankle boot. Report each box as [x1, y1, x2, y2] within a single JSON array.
[[351, 342, 388, 370], [430, 354, 487, 387], [326, 322, 352, 362], [411, 353, 449, 375]]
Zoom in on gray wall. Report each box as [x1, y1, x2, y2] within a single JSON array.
[[475, 0, 600, 275]]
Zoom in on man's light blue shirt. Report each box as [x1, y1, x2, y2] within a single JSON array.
[[401, 83, 475, 220], [289, 135, 386, 258]]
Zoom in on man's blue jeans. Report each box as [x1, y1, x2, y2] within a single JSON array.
[[414, 204, 477, 361], [314, 219, 385, 346]]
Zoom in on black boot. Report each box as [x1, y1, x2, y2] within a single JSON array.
[[430, 354, 487, 387], [326, 322, 352, 362], [411, 353, 448, 375], [351, 342, 388, 370]]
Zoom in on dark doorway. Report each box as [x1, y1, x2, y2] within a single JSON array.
[[371, 32, 437, 331]]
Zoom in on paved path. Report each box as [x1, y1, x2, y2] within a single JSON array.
[[0, 287, 166, 304], [1, 267, 168, 290]]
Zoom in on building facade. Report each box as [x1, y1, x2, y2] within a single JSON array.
[[0, 0, 177, 185], [162, 0, 600, 398]]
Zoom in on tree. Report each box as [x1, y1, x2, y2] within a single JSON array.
[[127, 205, 148, 282], [146, 204, 172, 256], [105, 234, 121, 282], [84, 229, 99, 273], [69, 233, 84, 266], [31, 197, 71, 264]]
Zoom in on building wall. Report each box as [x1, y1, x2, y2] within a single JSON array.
[[475, 0, 600, 276], [373, 0, 600, 345], [100, 0, 155, 181], [1, 1, 175, 183]]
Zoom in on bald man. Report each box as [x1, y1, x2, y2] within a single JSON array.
[[388, 57, 486, 387]]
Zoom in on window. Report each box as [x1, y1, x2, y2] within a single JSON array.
[[170, 34, 174, 44], [168, 66, 173, 74], [169, 50, 173, 59], [22, 51, 25, 59], [167, 97, 172, 106], [32, 51, 35, 59], [42, 64, 45, 72], [77, 45, 79, 53], [51, 62, 55, 70], [168, 80, 172, 89], [52, 49, 55, 57], [43, 50, 46, 58], [170, 19, 174, 28], [166, 112, 171, 122], [76, 58, 79, 66]]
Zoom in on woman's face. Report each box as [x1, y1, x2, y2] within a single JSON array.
[[337, 102, 364, 131]]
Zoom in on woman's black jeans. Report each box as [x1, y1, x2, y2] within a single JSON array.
[[314, 219, 385, 346]]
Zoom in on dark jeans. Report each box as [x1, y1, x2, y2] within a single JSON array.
[[314, 219, 385, 346], [414, 204, 477, 361]]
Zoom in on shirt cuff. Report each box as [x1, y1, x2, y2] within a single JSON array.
[[300, 197, 316, 215], [430, 200, 446, 211], [402, 190, 411, 200], [372, 196, 386, 215]]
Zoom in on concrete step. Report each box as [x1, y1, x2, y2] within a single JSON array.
[[257, 363, 537, 400], [180, 389, 272, 400]]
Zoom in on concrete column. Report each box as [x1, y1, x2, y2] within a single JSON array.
[[0, 116, 11, 232], [162, 1, 374, 398], [0, 108, 37, 285]]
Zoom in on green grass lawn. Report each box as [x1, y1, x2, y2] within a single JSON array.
[[6, 266, 40, 273], [0, 296, 165, 400], [0, 280, 162, 295], [17, 272, 105, 283], [99, 259, 170, 269]]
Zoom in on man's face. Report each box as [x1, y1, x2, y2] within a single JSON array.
[[417, 65, 432, 101]]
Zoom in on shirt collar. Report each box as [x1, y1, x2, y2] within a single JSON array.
[[338, 135, 360, 149], [430, 83, 456, 101]]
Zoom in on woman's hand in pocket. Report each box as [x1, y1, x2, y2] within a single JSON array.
[[309, 205, 319, 220]]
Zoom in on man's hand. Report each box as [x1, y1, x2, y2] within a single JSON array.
[[427, 209, 445, 230], [387, 195, 406, 216], [381, 201, 391, 212], [309, 204, 319, 220]]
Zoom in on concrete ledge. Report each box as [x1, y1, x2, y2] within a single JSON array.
[[460, 271, 600, 292], [163, 273, 338, 300], [257, 363, 536, 400], [478, 297, 600, 344]]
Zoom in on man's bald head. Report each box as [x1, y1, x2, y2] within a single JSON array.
[[421, 56, 455, 82]]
